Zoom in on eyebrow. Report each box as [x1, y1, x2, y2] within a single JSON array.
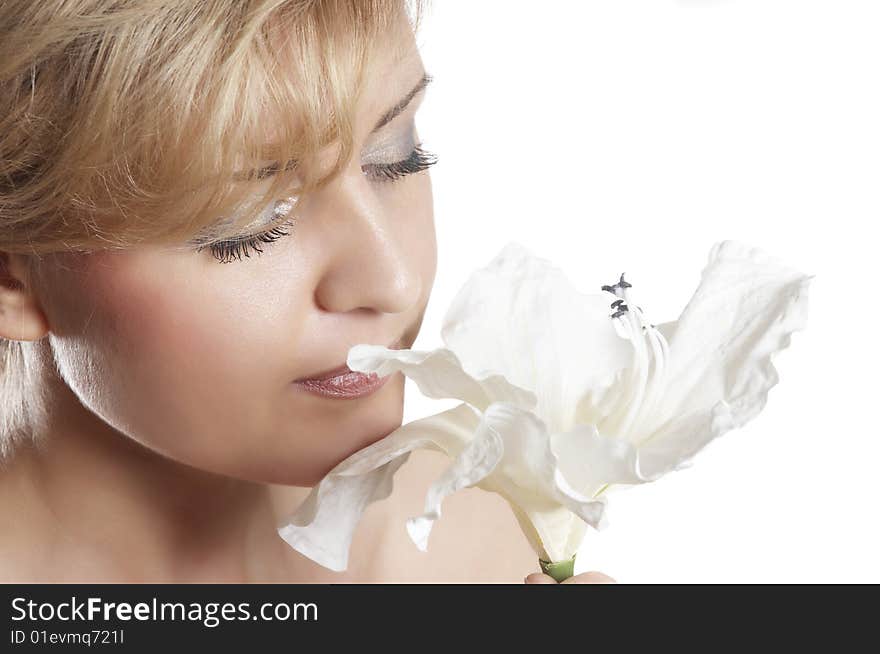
[[238, 72, 433, 183], [371, 72, 433, 134]]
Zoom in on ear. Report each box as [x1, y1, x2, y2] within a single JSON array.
[[0, 252, 50, 341]]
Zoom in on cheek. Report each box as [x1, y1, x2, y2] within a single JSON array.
[[52, 249, 316, 474], [109, 266, 293, 387]]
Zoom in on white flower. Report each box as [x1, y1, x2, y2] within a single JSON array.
[[278, 240, 813, 572]]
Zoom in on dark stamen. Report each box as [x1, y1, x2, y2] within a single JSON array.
[[602, 272, 633, 295], [611, 303, 629, 319]]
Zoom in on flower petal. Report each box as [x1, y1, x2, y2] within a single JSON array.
[[634, 400, 736, 479], [276, 403, 480, 572], [405, 411, 505, 551], [550, 422, 657, 499], [276, 454, 408, 573], [440, 241, 632, 433], [467, 402, 607, 562], [634, 240, 813, 473], [347, 344, 536, 412], [334, 401, 481, 476]]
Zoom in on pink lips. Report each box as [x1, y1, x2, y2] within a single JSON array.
[[294, 369, 392, 399], [292, 337, 403, 400]]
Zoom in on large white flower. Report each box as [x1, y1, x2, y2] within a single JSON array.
[[278, 240, 813, 575]]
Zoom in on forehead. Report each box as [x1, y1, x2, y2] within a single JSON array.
[[262, 10, 425, 140], [364, 10, 424, 82], [360, 28, 425, 128]]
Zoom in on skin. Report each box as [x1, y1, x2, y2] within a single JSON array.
[[0, 14, 613, 584]]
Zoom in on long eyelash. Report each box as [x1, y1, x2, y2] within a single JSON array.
[[201, 145, 437, 264], [199, 218, 295, 265], [365, 143, 438, 182]]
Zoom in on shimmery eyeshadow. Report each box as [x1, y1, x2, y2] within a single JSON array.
[[187, 195, 299, 247]]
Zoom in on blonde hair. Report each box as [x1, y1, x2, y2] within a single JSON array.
[[0, 0, 428, 453]]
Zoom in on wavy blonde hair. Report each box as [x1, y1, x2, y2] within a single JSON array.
[[0, 0, 428, 454]]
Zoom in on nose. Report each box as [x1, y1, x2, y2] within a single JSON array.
[[310, 169, 422, 316]]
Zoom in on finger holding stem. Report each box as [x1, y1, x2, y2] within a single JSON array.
[[525, 552, 616, 584]]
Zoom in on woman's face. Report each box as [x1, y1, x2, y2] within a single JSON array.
[[29, 26, 436, 486]]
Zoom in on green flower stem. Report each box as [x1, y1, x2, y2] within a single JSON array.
[[538, 553, 576, 583]]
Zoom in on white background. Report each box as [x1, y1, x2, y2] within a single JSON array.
[[407, 0, 880, 582]]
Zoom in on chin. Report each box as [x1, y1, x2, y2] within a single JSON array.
[[232, 423, 403, 487], [317, 418, 405, 485], [227, 374, 407, 487], [223, 458, 334, 488]]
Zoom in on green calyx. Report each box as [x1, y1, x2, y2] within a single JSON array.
[[538, 553, 576, 583]]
